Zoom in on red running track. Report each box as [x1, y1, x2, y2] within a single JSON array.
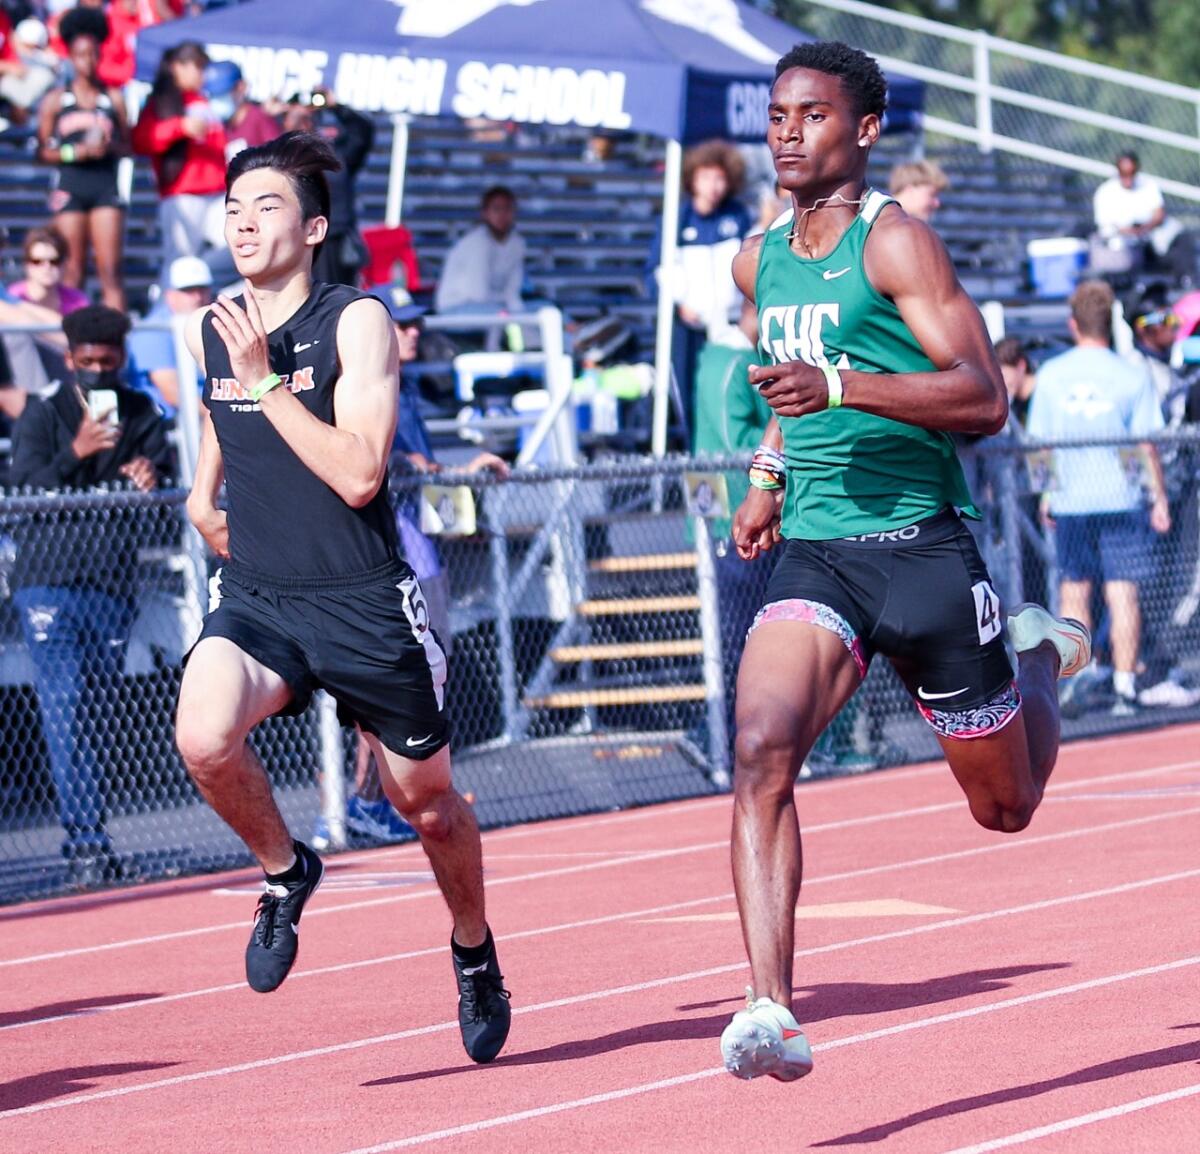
[[2, 724, 1199, 1153]]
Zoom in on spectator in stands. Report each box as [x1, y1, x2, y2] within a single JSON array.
[[9, 227, 90, 319], [0, 337, 21, 429], [1122, 288, 1200, 706], [0, 15, 58, 126], [133, 40, 227, 279], [994, 336, 1036, 432], [63, 0, 186, 90], [127, 253, 211, 416], [888, 158, 949, 223], [8, 305, 172, 887], [1092, 151, 1189, 280], [282, 88, 373, 286], [37, 5, 129, 310], [1028, 280, 1170, 715], [647, 139, 752, 438], [435, 184, 526, 316], [204, 59, 279, 160]]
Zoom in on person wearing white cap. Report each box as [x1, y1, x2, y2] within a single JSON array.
[[128, 255, 213, 416]]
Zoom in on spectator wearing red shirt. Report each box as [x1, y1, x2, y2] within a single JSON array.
[[133, 40, 227, 278], [0, 9, 26, 125]]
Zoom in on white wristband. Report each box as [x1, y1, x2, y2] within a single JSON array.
[[821, 363, 843, 409]]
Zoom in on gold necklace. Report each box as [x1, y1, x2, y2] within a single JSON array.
[[786, 191, 868, 257]]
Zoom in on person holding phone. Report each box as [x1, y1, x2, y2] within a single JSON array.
[[8, 305, 173, 888]]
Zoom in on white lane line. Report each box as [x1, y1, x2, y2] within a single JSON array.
[[6, 801, 1200, 1032], [4, 755, 1191, 969], [2, 867, 1197, 1121], [332, 736, 1200, 859], [0, 800, 968, 969], [342, 1070, 729, 1153], [937, 1082, 1200, 1154], [334, 954, 1200, 1152]]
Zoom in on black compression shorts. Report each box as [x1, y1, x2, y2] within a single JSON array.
[[755, 508, 1018, 736], [190, 559, 450, 759]]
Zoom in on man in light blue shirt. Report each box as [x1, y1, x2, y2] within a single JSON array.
[[1028, 280, 1170, 712]]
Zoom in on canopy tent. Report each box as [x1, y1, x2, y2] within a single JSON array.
[[138, 0, 924, 453]]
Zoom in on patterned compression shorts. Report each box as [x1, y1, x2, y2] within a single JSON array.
[[748, 509, 1021, 741]]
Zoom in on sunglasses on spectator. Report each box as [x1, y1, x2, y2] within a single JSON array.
[[1135, 310, 1179, 329], [26, 254, 63, 267]]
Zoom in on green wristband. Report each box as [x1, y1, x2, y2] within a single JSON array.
[[249, 373, 283, 403]]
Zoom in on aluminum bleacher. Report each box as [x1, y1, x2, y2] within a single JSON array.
[[0, 116, 1166, 357]]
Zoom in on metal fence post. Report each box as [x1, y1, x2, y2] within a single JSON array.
[[693, 515, 730, 789], [995, 448, 1024, 607], [974, 30, 994, 155], [487, 500, 520, 744], [316, 690, 347, 851]]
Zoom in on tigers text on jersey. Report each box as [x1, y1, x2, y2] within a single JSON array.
[[755, 189, 977, 540], [201, 283, 399, 580]]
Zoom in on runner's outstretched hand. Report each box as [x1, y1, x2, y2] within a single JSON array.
[[211, 293, 273, 392]]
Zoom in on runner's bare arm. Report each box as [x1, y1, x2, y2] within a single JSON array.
[[729, 233, 785, 558], [731, 232, 764, 304], [856, 214, 1006, 432], [256, 297, 399, 507], [183, 308, 229, 557]]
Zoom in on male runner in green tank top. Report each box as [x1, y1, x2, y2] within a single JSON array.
[[717, 41, 1093, 1083]]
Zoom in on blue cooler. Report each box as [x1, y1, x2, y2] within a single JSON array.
[[1027, 237, 1088, 298]]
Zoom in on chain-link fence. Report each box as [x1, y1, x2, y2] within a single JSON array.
[[3, 439, 1199, 902]]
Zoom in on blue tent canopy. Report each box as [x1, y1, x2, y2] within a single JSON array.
[[137, 0, 924, 143], [138, 1, 926, 457]]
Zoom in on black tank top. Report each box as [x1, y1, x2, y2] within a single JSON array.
[[53, 90, 119, 173], [201, 282, 399, 580]]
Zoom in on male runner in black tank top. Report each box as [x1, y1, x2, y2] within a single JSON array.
[[174, 132, 510, 1064]]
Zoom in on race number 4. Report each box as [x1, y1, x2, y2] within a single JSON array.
[[972, 580, 1002, 645]]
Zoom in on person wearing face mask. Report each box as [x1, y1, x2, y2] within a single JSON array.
[[8, 305, 173, 888], [203, 59, 281, 161]]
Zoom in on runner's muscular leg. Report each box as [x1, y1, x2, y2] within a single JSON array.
[[175, 637, 296, 872], [367, 737, 487, 948], [936, 641, 1061, 834], [732, 621, 861, 1010]]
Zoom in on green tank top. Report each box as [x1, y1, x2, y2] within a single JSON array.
[[755, 189, 978, 540]]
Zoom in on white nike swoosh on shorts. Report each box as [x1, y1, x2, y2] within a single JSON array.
[[917, 686, 969, 701]]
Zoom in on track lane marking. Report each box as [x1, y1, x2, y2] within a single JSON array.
[[4, 757, 1192, 968], [937, 1081, 1200, 1153], [7, 802, 1200, 1030], [2, 866, 1197, 1120], [336, 953, 1200, 1151], [5, 804, 1200, 1032]]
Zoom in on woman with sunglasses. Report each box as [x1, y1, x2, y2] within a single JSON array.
[[36, 6, 129, 310], [9, 227, 90, 318]]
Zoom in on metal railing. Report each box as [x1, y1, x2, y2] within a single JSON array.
[[789, 0, 1200, 200]]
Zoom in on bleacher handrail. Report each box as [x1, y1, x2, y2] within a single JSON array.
[[799, 0, 1200, 101], [795, 0, 1200, 203]]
